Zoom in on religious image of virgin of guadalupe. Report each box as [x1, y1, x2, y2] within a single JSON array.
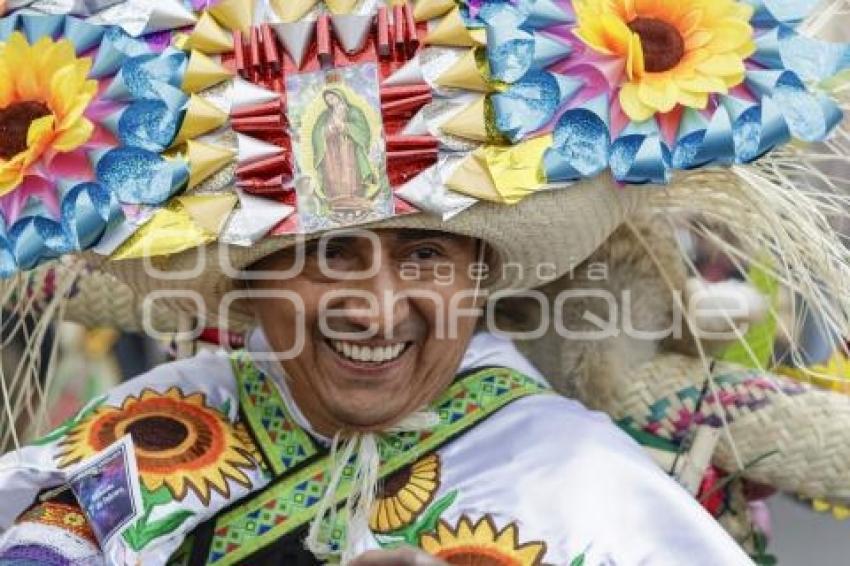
[[311, 88, 377, 213]]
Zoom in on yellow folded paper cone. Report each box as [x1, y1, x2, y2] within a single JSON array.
[[326, 0, 359, 14], [437, 48, 492, 92], [181, 50, 233, 94], [111, 201, 215, 260], [186, 12, 233, 55], [413, 0, 456, 22], [172, 32, 190, 50], [209, 0, 254, 33], [271, 0, 319, 23], [186, 140, 236, 189], [177, 193, 238, 234], [478, 135, 550, 204], [445, 153, 501, 202], [440, 95, 488, 142], [171, 95, 228, 147], [425, 6, 485, 47]]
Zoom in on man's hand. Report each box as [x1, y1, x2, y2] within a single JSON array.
[[349, 548, 448, 566]]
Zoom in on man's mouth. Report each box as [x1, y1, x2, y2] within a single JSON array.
[[327, 339, 410, 364]]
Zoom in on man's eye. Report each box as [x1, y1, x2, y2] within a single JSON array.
[[408, 246, 442, 261], [304, 244, 349, 267], [322, 245, 345, 260]]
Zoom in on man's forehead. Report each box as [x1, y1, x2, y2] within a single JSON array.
[[324, 228, 470, 244]]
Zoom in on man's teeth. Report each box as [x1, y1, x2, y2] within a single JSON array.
[[330, 340, 406, 363]]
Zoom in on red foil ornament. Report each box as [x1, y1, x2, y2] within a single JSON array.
[[236, 153, 292, 178], [317, 13, 332, 67], [233, 30, 246, 77], [232, 114, 284, 133], [231, 99, 283, 119], [261, 24, 280, 74], [393, 3, 405, 52], [250, 26, 263, 78], [377, 6, 390, 58], [403, 1, 418, 51]]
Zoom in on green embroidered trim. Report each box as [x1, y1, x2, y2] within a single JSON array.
[[232, 353, 319, 476], [166, 533, 194, 566], [616, 420, 680, 453], [206, 366, 548, 565]]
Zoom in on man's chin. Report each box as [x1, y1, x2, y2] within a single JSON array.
[[328, 400, 408, 432]]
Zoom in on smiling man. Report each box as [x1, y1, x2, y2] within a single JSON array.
[[250, 230, 483, 436], [0, 223, 754, 566], [1, 0, 849, 561]]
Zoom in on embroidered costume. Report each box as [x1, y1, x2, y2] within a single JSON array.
[[0, 333, 752, 564]]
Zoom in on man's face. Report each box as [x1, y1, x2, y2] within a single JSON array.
[[248, 229, 483, 435]]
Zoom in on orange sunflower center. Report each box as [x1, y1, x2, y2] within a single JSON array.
[[626, 17, 684, 73], [437, 548, 517, 565], [0, 101, 51, 160]]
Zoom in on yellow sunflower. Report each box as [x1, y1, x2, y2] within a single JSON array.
[[370, 453, 441, 533], [574, 0, 756, 121], [420, 515, 546, 566], [0, 31, 97, 193], [57, 387, 259, 506]]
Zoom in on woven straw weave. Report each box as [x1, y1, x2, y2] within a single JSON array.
[[23, 259, 176, 334], [617, 353, 850, 503]]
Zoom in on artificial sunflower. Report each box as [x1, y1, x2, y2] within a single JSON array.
[[370, 453, 441, 533], [0, 32, 97, 193], [420, 515, 546, 566], [57, 387, 258, 506], [573, 0, 756, 120]]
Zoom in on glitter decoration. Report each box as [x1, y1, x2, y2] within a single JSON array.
[[96, 147, 188, 205]]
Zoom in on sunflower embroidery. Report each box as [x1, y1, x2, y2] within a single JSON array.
[[573, 0, 756, 121], [420, 515, 547, 566], [0, 32, 97, 193], [56, 387, 259, 506], [370, 453, 441, 533]]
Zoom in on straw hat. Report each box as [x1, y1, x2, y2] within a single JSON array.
[[0, 0, 845, 336], [100, 177, 644, 330]]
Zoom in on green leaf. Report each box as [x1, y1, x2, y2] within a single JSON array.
[[125, 510, 195, 551], [31, 424, 74, 447], [414, 490, 457, 535], [374, 534, 406, 550], [123, 522, 144, 551], [142, 484, 174, 509], [219, 398, 232, 417], [144, 510, 195, 540], [718, 261, 779, 369], [395, 490, 458, 546], [570, 553, 587, 566]]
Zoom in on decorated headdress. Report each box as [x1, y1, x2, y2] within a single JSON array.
[[1, 0, 850, 559], [0, 0, 845, 312]]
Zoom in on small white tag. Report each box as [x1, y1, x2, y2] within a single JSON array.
[[68, 435, 144, 548]]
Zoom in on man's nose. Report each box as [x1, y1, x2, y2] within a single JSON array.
[[339, 265, 410, 336]]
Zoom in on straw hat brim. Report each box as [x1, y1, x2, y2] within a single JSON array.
[[100, 176, 646, 331]]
